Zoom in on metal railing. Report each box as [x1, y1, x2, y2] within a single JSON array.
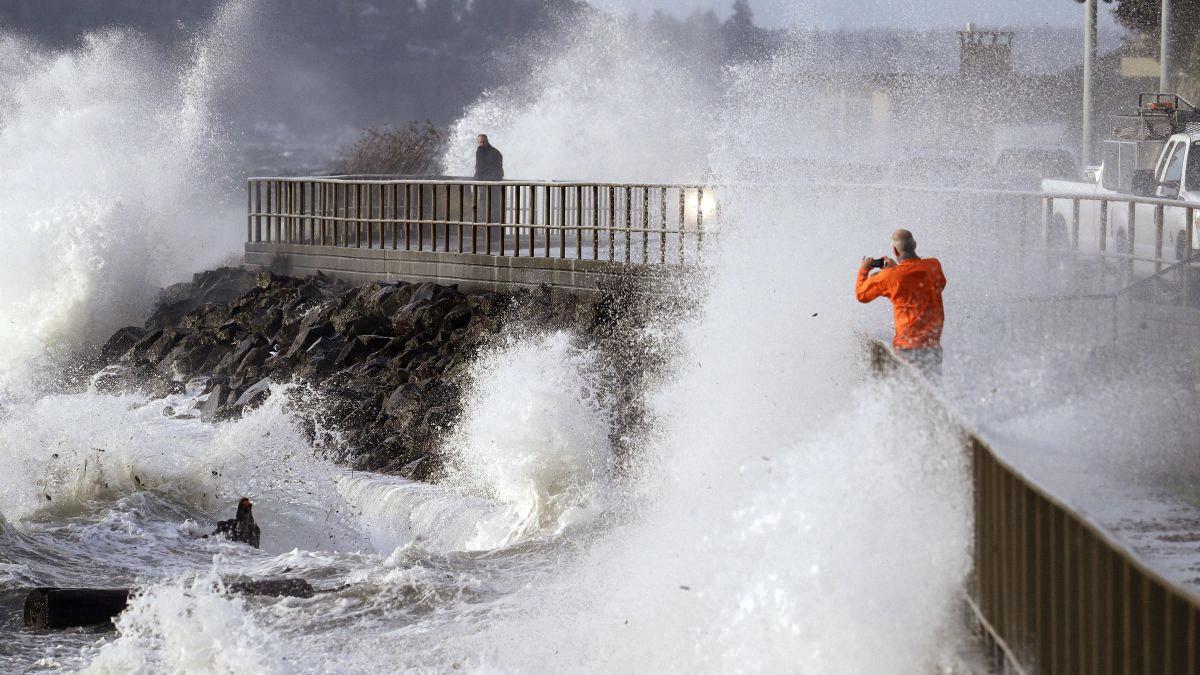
[[799, 182, 1197, 278], [868, 338, 1200, 674], [246, 177, 714, 265]]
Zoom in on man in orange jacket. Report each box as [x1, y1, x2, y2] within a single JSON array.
[[856, 229, 947, 377]]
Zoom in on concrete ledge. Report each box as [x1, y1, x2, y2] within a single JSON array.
[[244, 242, 692, 296]]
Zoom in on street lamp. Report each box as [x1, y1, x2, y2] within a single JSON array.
[[1161, 0, 1172, 92]]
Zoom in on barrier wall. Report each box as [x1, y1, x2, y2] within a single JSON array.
[[243, 241, 689, 296]]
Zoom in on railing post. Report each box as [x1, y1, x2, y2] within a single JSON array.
[[501, 184, 509, 255], [1099, 200, 1108, 254], [246, 180, 252, 243], [484, 184, 492, 255], [435, 183, 443, 252], [1185, 207, 1194, 307], [560, 186, 567, 259], [577, 185, 584, 260], [1155, 204, 1165, 275], [304, 181, 310, 244], [530, 183, 540, 257], [325, 183, 332, 246], [1099, 199, 1109, 288], [595, 183, 604, 260], [254, 181, 262, 243], [660, 187, 667, 265], [1127, 201, 1137, 279], [457, 184, 465, 254], [417, 183, 425, 252], [678, 188, 686, 265], [403, 183, 412, 251], [624, 186, 632, 263], [607, 186, 616, 262], [1071, 198, 1081, 250], [512, 185, 520, 257]]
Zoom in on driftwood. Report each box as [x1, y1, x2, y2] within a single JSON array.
[[23, 578, 316, 629]]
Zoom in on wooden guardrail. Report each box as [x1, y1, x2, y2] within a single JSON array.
[[246, 177, 715, 266], [868, 337, 1200, 674]]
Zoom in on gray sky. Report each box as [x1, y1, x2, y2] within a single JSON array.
[[593, 0, 1123, 31]]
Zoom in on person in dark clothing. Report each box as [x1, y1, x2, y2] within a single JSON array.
[[474, 134, 504, 228], [474, 134, 504, 180], [212, 497, 261, 548]]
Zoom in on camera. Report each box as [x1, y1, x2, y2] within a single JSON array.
[[868, 257, 886, 269]]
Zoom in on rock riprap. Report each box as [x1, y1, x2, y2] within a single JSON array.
[[90, 268, 670, 480]]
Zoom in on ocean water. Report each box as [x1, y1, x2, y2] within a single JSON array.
[[0, 3, 989, 673]]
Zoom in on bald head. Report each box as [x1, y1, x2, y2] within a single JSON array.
[[892, 229, 917, 259]]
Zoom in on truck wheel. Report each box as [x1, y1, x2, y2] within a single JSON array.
[[1047, 214, 1068, 249]]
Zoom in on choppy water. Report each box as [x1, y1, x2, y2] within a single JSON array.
[[0, 2, 1080, 672]]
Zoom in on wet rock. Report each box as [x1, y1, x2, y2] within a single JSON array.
[[201, 384, 227, 422], [146, 268, 255, 330], [98, 326, 148, 367], [87, 268, 675, 483], [232, 377, 273, 409]]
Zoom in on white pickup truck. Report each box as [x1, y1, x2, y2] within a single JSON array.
[[1042, 95, 1200, 266]]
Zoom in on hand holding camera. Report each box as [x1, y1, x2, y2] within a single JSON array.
[[859, 256, 896, 271]]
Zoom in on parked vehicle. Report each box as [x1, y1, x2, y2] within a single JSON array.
[[1041, 94, 1200, 265]]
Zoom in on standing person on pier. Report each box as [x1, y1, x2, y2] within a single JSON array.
[[474, 134, 504, 232], [474, 134, 504, 181], [855, 229, 947, 378]]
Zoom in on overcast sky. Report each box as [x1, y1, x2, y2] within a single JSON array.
[[592, 0, 1123, 31]]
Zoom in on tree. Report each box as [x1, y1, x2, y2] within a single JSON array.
[[722, 0, 765, 61], [1072, 0, 1200, 79], [334, 122, 445, 175]]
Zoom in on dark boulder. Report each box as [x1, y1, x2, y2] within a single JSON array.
[[98, 326, 147, 366]]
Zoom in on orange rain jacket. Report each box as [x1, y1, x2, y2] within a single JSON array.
[[855, 258, 947, 349]]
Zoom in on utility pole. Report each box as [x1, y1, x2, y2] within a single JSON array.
[[1161, 0, 1173, 92], [1083, 0, 1097, 170]]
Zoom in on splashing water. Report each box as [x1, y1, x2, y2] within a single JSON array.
[[442, 331, 614, 549], [81, 571, 286, 675], [0, 2, 254, 384], [0, 3, 986, 673]]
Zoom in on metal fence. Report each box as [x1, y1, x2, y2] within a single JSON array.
[[799, 183, 1197, 289], [246, 177, 714, 265], [868, 338, 1200, 675]]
